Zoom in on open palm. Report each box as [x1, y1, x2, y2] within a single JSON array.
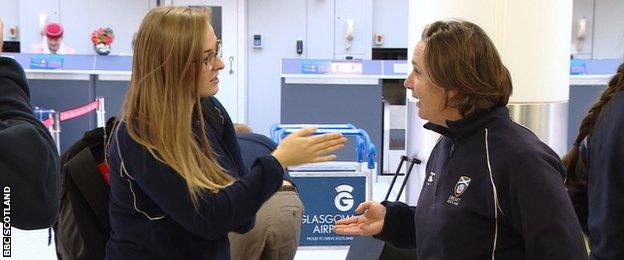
[[334, 201, 386, 236]]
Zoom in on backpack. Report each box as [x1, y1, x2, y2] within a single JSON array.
[[54, 117, 118, 260]]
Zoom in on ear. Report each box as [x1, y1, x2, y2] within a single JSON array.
[[443, 89, 460, 108], [447, 89, 459, 99]]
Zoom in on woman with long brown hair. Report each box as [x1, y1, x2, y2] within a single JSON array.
[[106, 6, 346, 259], [563, 63, 624, 259]]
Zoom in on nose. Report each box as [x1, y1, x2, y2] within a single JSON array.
[[403, 73, 413, 89], [213, 56, 225, 71]]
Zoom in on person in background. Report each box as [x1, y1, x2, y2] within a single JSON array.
[[228, 123, 304, 260], [30, 22, 75, 55], [563, 62, 624, 260], [106, 7, 346, 259], [0, 19, 60, 230], [334, 19, 587, 260]]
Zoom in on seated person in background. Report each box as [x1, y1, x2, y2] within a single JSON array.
[[229, 123, 304, 260], [0, 19, 60, 230], [30, 22, 75, 55]]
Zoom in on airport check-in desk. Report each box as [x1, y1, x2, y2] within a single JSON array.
[[5, 52, 618, 156], [5, 53, 131, 153], [280, 59, 410, 176], [569, 59, 622, 149], [281, 58, 623, 176]]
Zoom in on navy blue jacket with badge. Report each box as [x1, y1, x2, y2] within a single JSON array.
[[105, 97, 284, 259], [376, 106, 587, 260]]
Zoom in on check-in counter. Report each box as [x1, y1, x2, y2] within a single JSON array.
[[8, 53, 619, 156], [280, 59, 409, 176], [281, 58, 623, 175], [4, 53, 131, 152]]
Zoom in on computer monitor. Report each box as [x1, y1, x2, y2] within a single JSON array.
[[2, 41, 21, 53]]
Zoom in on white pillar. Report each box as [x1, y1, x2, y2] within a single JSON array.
[[406, 0, 572, 205]]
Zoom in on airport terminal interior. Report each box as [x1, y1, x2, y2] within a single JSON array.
[[1, 0, 623, 259]]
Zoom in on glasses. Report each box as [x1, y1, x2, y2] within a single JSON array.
[[202, 39, 222, 70]]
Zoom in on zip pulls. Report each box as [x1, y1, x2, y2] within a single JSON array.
[[433, 141, 455, 201], [449, 143, 455, 157]]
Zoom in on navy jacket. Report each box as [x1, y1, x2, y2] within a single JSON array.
[[376, 106, 587, 260], [106, 97, 284, 259], [587, 90, 624, 260], [0, 57, 59, 230], [237, 133, 294, 185]]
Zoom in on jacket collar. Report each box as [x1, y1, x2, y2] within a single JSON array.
[[424, 106, 510, 140]]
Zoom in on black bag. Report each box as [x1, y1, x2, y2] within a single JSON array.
[[346, 155, 420, 260], [54, 118, 118, 260]]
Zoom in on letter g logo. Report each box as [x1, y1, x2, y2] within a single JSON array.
[[334, 184, 354, 212]]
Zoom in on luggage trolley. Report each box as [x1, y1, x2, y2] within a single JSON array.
[[272, 124, 376, 249]]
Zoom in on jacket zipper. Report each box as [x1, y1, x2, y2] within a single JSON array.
[[433, 142, 455, 201]]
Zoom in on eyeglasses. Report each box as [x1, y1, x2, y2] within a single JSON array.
[[202, 39, 222, 70]]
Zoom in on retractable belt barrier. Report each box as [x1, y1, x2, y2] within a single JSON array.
[[35, 97, 106, 154]]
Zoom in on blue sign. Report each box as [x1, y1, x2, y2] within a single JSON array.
[[301, 60, 332, 74], [292, 175, 366, 246], [570, 60, 586, 75], [30, 55, 64, 70]]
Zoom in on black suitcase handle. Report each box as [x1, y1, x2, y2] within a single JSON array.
[[384, 155, 421, 202]]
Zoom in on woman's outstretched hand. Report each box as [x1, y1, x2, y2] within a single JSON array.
[[333, 201, 386, 236], [271, 127, 347, 167]]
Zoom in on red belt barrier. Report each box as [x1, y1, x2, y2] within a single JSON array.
[[43, 99, 100, 128]]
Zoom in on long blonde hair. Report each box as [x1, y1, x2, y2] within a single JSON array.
[[123, 6, 234, 204]]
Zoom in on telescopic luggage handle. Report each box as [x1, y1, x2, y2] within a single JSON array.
[[384, 155, 421, 201]]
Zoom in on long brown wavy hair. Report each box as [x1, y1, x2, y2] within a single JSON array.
[[563, 62, 624, 184], [122, 6, 234, 205]]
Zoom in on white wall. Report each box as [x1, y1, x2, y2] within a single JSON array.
[[372, 0, 408, 48], [307, 0, 335, 59], [572, 0, 624, 59], [246, 0, 374, 134], [17, 0, 156, 55], [0, 0, 20, 44], [593, 0, 624, 59], [571, 0, 594, 58], [247, 0, 307, 135], [334, 0, 372, 59]]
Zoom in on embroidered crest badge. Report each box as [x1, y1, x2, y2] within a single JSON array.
[[454, 176, 472, 197], [447, 175, 472, 206]]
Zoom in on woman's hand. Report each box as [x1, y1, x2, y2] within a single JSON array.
[[271, 127, 347, 167], [333, 201, 386, 236]]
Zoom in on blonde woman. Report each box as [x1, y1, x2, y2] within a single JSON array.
[[106, 7, 346, 259]]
